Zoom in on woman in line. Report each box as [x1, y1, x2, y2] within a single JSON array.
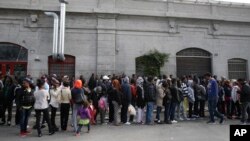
[[34, 79, 54, 137]]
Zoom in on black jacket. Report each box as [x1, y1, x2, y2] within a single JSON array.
[[144, 82, 156, 102], [239, 84, 250, 103], [18, 88, 35, 107], [136, 86, 145, 108]]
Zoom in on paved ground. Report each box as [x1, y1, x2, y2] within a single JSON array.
[[0, 117, 243, 141]]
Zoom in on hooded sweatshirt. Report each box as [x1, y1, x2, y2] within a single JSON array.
[[71, 80, 84, 104], [121, 77, 132, 105]]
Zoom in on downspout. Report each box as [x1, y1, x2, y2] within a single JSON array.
[[58, 0, 68, 61], [44, 12, 59, 60]]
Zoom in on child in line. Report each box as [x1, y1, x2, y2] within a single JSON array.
[[76, 101, 91, 136]]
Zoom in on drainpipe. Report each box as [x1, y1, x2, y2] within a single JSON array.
[[44, 12, 59, 60], [58, 0, 68, 61]]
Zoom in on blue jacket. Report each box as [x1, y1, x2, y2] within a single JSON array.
[[207, 78, 218, 100]]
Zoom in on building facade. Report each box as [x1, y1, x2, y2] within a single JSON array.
[[0, 0, 250, 80]]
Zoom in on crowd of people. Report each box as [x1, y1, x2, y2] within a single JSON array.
[[0, 72, 250, 138]]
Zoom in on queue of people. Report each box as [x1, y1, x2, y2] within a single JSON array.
[[0, 72, 250, 138]]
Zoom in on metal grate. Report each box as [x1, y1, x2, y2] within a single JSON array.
[[228, 58, 247, 79], [48, 55, 75, 78], [177, 48, 211, 57]]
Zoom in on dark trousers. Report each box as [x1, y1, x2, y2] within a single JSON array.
[[99, 109, 106, 124], [241, 102, 250, 123], [164, 103, 171, 122], [208, 99, 223, 122], [188, 102, 193, 118], [77, 123, 90, 133], [217, 100, 225, 114], [15, 106, 21, 125], [50, 105, 58, 129], [20, 108, 32, 132], [1, 102, 13, 122], [199, 100, 205, 117], [225, 99, 231, 116], [156, 106, 162, 121], [235, 101, 241, 117], [60, 103, 70, 130], [108, 102, 114, 123], [170, 102, 177, 121], [35, 108, 52, 134], [194, 100, 200, 116], [121, 103, 129, 123]]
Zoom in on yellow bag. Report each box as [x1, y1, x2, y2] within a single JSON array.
[[78, 119, 90, 125]]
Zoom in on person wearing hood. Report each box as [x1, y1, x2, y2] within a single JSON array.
[[71, 80, 85, 133], [136, 77, 146, 124], [121, 76, 132, 125]]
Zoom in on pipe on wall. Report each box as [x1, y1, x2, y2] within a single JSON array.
[[44, 12, 59, 60]]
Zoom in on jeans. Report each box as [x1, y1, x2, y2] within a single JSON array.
[[77, 123, 90, 133], [99, 108, 106, 124], [60, 103, 70, 130], [35, 108, 52, 134], [137, 108, 144, 123], [112, 101, 119, 125], [20, 108, 32, 132], [208, 99, 223, 122], [50, 105, 58, 129], [241, 102, 250, 123], [170, 102, 177, 121], [146, 102, 154, 124], [164, 103, 171, 122], [15, 105, 21, 125], [156, 106, 162, 121], [73, 104, 82, 132], [176, 101, 187, 119]]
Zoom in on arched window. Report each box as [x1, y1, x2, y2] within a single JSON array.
[[228, 58, 247, 79], [0, 43, 28, 78], [176, 48, 212, 77], [48, 55, 75, 78]]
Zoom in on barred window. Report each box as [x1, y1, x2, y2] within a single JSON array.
[[228, 58, 247, 79], [177, 48, 211, 57]]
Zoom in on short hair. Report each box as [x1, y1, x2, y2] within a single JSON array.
[[147, 76, 154, 82], [204, 72, 212, 77], [37, 79, 45, 89]]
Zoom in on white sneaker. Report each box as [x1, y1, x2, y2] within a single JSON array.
[[125, 122, 131, 125], [179, 118, 184, 121], [171, 120, 178, 124]]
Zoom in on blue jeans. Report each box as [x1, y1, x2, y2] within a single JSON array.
[[208, 99, 223, 122], [20, 108, 32, 132], [164, 103, 171, 122], [146, 102, 154, 124], [156, 106, 162, 121], [170, 102, 177, 121]]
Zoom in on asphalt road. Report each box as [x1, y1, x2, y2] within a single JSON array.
[[0, 117, 242, 141]]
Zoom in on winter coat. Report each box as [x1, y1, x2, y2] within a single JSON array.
[[156, 85, 166, 107]]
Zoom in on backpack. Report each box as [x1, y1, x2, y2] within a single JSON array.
[[98, 97, 106, 110]]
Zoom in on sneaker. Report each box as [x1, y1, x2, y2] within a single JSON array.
[[41, 124, 46, 129], [171, 120, 178, 124], [219, 117, 224, 124], [20, 132, 27, 137], [0, 121, 5, 125], [7, 121, 11, 126], [179, 118, 184, 121], [157, 120, 161, 124], [241, 122, 247, 125], [165, 121, 172, 124], [25, 130, 32, 135], [38, 133, 42, 137], [125, 122, 131, 125], [49, 131, 55, 135], [207, 121, 216, 125]]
